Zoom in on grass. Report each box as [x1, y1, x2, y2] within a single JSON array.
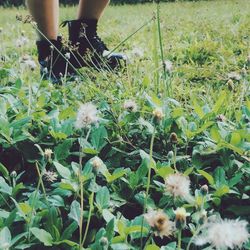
[[0, 0, 249, 249]]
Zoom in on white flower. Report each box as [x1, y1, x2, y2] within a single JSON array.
[[144, 210, 174, 238], [195, 219, 249, 249], [75, 102, 99, 129], [165, 173, 191, 199], [131, 47, 144, 58], [20, 55, 37, 71], [44, 148, 53, 161], [91, 156, 103, 172], [153, 108, 164, 120], [43, 170, 58, 183], [65, 52, 71, 60], [16, 36, 29, 47], [164, 60, 173, 73], [228, 72, 241, 81], [123, 99, 137, 112]]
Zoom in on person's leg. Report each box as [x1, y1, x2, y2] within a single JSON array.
[[77, 0, 110, 20], [26, 0, 59, 40]]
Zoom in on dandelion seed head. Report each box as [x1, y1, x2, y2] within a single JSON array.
[[153, 108, 164, 120], [228, 72, 241, 81], [131, 47, 144, 58], [44, 148, 53, 161], [123, 99, 137, 112], [165, 173, 191, 199], [75, 102, 99, 129], [144, 210, 174, 238], [20, 55, 37, 71], [195, 219, 249, 249], [164, 60, 173, 73], [43, 170, 58, 183]]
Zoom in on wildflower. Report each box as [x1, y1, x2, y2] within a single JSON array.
[[16, 36, 29, 47], [44, 148, 53, 161], [165, 173, 191, 199], [131, 47, 144, 58], [195, 219, 249, 249], [20, 55, 37, 71], [91, 157, 103, 173], [100, 237, 108, 246], [198, 209, 207, 225], [241, 67, 247, 76], [227, 72, 241, 81], [65, 52, 71, 60], [227, 79, 234, 91], [123, 99, 137, 112], [10, 171, 17, 178], [200, 185, 208, 196], [43, 170, 58, 183], [216, 114, 226, 122], [169, 132, 178, 144], [75, 102, 99, 129], [153, 107, 164, 121], [164, 60, 173, 73], [167, 151, 174, 160], [144, 210, 174, 238], [174, 207, 190, 229]]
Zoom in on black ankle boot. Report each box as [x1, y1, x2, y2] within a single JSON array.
[[61, 19, 126, 71], [36, 37, 73, 83]]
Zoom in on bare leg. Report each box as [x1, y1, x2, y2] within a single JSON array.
[[26, 0, 59, 40], [77, 0, 110, 20]]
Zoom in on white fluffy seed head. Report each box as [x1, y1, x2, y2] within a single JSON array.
[[144, 210, 174, 238], [195, 219, 249, 249], [75, 102, 99, 129], [165, 173, 191, 199], [123, 99, 137, 112]]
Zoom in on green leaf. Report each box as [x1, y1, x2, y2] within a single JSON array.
[[197, 170, 214, 185], [212, 91, 227, 113], [213, 185, 230, 197], [30, 227, 53, 246], [0, 162, 9, 179], [106, 218, 114, 241], [157, 167, 174, 178], [91, 126, 108, 151], [96, 187, 110, 210], [191, 97, 204, 119], [0, 176, 12, 195], [68, 200, 81, 226], [61, 222, 78, 240], [184, 167, 194, 176], [54, 139, 73, 161], [214, 167, 227, 187], [53, 161, 71, 179], [0, 227, 11, 249], [230, 132, 241, 145], [145, 244, 160, 250]]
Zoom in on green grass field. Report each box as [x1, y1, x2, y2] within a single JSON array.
[[0, 0, 250, 249]]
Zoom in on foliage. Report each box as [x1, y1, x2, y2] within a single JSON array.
[[0, 0, 250, 249]]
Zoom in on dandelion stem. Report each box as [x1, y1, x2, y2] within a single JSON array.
[[173, 144, 178, 172], [82, 191, 94, 246], [35, 161, 48, 205], [140, 127, 156, 250], [177, 230, 182, 250]]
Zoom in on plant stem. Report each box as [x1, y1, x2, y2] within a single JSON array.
[[173, 144, 177, 172], [140, 127, 156, 249], [82, 191, 94, 246], [79, 128, 91, 250], [156, 2, 170, 97], [35, 162, 48, 204], [177, 230, 182, 250], [187, 226, 202, 250]]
